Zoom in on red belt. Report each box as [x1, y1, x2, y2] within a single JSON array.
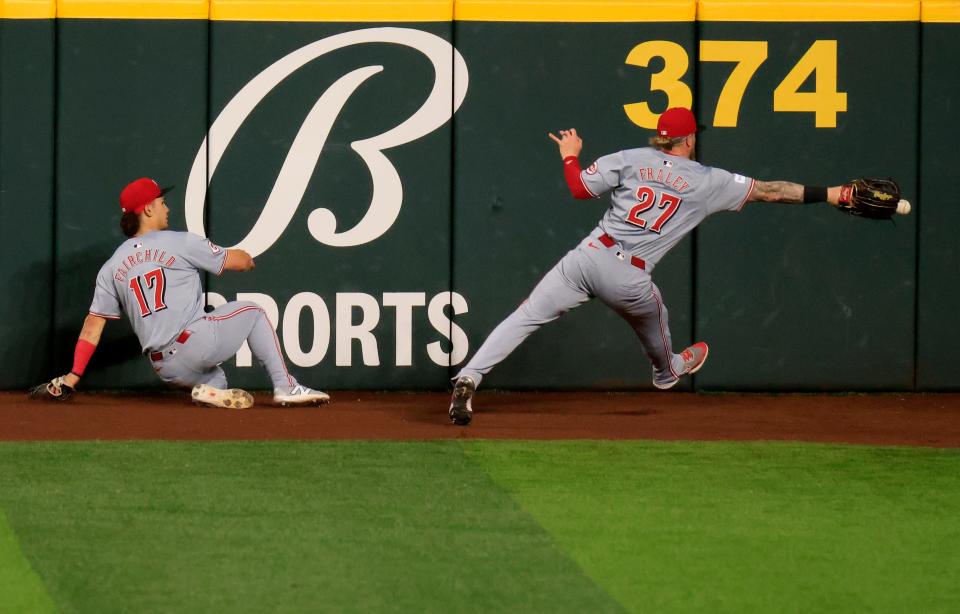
[[598, 234, 646, 270], [149, 330, 192, 362]]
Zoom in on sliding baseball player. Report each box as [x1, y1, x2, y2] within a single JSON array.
[[30, 177, 330, 408]]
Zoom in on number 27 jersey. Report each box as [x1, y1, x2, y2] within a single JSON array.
[[89, 230, 227, 353], [580, 147, 754, 267]]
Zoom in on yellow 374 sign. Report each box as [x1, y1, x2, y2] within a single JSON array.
[[624, 40, 847, 129]]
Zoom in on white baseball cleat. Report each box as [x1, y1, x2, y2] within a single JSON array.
[[449, 376, 476, 426], [652, 341, 709, 390], [273, 385, 330, 407], [191, 384, 254, 409]]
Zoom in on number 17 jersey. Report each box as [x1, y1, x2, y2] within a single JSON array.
[[88, 231, 228, 353], [580, 147, 755, 268]]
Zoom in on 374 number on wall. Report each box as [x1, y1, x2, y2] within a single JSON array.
[[624, 40, 847, 129]]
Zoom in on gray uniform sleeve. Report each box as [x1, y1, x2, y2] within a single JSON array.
[[180, 233, 228, 275], [704, 167, 755, 214], [89, 265, 122, 319], [580, 151, 626, 197]]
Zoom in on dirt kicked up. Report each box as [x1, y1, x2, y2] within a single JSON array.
[[0, 391, 958, 446]]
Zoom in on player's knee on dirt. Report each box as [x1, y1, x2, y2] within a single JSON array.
[[159, 367, 226, 390], [198, 367, 228, 389]]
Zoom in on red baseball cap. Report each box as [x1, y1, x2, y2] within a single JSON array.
[[657, 107, 699, 138], [119, 177, 173, 214]]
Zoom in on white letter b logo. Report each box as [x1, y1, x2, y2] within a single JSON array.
[[185, 27, 469, 255]]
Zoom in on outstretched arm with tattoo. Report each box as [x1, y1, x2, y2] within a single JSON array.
[[748, 181, 842, 205]]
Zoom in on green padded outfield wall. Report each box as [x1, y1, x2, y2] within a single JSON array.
[[0, 1, 55, 388], [452, 0, 698, 389], [1, 0, 957, 391], [51, 0, 210, 388], [917, 2, 960, 390], [694, 0, 920, 390], [201, 0, 457, 390]]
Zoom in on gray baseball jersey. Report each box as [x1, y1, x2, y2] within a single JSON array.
[[455, 146, 754, 390], [88, 229, 299, 393], [580, 147, 754, 267], [89, 230, 226, 353]]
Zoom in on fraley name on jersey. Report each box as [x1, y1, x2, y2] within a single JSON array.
[[637, 167, 691, 193], [112, 250, 177, 282]]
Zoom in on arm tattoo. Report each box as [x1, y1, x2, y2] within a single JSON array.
[[750, 180, 805, 204]]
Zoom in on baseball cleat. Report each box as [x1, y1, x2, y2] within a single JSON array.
[[652, 342, 709, 390], [652, 376, 680, 390], [191, 384, 254, 409], [682, 341, 709, 375], [273, 385, 330, 407], [449, 376, 476, 426]]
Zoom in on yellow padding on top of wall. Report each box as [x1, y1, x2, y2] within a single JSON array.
[[210, 0, 453, 22], [56, 0, 208, 18], [0, 0, 55, 18], [698, 0, 920, 21], [922, 0, 960, 22], [454, 0, 695, 22], [6, 0, 949, 21]]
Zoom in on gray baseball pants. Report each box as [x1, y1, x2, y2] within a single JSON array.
[[455, 235, 685, 388], [150, 301, 297, 391]]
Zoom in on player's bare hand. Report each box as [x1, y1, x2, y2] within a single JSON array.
[[548, 129, 583, 159], [224, 249, 255, 272]]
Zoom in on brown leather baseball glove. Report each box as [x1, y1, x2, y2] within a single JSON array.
[[836, 178, 902, 220], [28, 376, 76, 402]]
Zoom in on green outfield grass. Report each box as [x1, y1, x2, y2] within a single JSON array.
[[0, 441, 958, 613]]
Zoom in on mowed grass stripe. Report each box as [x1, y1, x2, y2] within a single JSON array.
[[466, 440, 960, 613], [0, 441, 620, 613], [0, 508, 57, 614]]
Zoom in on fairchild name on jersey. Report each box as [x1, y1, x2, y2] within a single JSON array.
[[637, 167, 690, 193], [112, 250, 176, 282], [206, 290, 469, 369]]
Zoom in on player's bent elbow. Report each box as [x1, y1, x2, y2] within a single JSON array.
[[568, 184, 595, 200]]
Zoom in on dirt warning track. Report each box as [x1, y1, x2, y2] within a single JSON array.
[[1, 391, 958, 446]]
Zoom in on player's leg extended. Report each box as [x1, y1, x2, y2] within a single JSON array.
[[455, 257, 592, 388], [449, 256, 591, 425], [636, 284, 685, 387], [203, 302, 329, 405], [202, 302, 294, 389], [605, 280, 706, 389]]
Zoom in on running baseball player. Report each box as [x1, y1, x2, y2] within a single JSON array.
[[449, 107, 906, 425], [29, 177, 330, 408]]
